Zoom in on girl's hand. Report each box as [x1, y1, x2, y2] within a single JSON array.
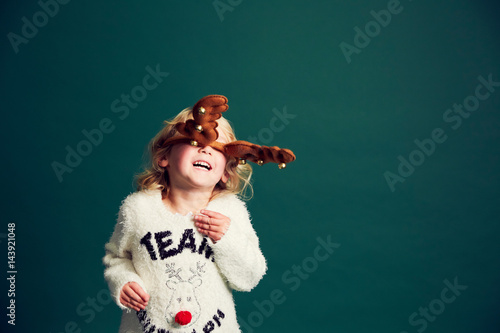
[[120, 282, 150, 312], [194, 209, 230, 243]]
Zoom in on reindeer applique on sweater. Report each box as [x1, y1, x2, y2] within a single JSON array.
[[164, 262, 205, 327], [137, 262, 227, 333]]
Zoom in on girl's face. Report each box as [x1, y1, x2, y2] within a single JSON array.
[[160, 134, 229, 192]]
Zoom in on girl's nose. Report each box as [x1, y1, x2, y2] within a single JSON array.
[[199, 146, 213, 155]]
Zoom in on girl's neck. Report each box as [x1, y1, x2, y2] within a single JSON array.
[[162, 187, 212, 216]]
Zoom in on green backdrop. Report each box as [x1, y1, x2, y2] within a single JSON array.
[[1, 0, 499, 332]]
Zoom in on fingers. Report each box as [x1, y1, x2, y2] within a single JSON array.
[[194, 210, 230, 243], [199, 209, 226, 219], [202, 230, 223, 242], [195, 219, 225, 234], [120, 282, 149, 311], [195, 227, 224, 242], [194, 212, 229, 231], [120, 294, 144, 312], [195, 210, 230, 227], [129, 282, 150, 303]]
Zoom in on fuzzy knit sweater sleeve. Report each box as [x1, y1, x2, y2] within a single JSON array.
[[103, 194, 147, 311], [210, 195, 267, 292]]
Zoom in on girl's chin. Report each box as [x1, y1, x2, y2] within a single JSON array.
[[186, 180, 220, 190], [173, 173, 223, 190]]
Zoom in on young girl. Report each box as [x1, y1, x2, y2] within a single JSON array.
[[103, 95, 294, 333]]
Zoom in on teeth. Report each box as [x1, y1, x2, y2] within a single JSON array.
[[193, 161, 211, 170]]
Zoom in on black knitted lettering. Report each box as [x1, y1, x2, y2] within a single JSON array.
[[144, 325, 156, 333], [140, 232, 157, 261], [204, 243, 214, 261], [137, 309, 172, 333], [178, 229, 197, 254], [203, 320, 215, 333], [198, 237, 207, 254], [217, 309, 225, 319], [155, 231, 174, 259], [143, 318, 151, 329], [137, 309, 147, 323], [213, 315, 221, 327]]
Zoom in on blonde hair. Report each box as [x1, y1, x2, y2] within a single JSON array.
[[134, 108, 253, 200]]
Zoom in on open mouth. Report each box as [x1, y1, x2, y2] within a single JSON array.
[[193, 160, 212, 171]]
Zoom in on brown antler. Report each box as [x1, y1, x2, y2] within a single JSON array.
[[175, 95, 228, 147], [224, 141, 296, 169]]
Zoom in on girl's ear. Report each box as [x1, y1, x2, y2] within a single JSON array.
[[220, 171, 229, 183], [159, 157, 168, 168]]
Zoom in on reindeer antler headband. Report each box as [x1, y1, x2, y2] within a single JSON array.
[[160, 95, 296, 169]]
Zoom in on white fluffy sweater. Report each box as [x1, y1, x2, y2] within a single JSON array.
[[103, 189, 267, 333]]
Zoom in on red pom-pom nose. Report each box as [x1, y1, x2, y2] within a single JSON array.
[[175, 311, 192, 325]]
